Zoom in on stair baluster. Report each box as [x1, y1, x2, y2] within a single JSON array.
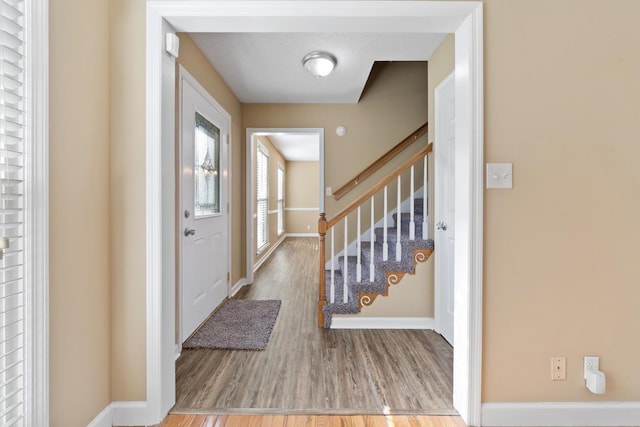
[[343, 217, 348, 303], [396, 176, 402, 262], [356, 207, 362, 282], [330, 227, 335, 304], [383, 186, 388, 261], [422, 154, 428, 240], [369, 196, 375, 282], [409, 165, 416, 240]]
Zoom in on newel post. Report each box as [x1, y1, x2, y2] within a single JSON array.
[[317, 213, 328, 327]]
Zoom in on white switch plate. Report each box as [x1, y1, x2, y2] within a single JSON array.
[[326, 187, 333, 196], [486, 163, 513, 189]]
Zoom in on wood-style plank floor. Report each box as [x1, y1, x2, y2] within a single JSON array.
[[173, 238, 454, 415], [159, 414, 467, 426]]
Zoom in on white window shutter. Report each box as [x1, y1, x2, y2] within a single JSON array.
[[0, 0, 26, 425]]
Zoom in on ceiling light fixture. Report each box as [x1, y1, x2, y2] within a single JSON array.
[[302, 51, 337, 78]]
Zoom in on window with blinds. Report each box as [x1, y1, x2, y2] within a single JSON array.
[[0, 0, 26, 425], [277, 166, 284, 235], [256, 146, 269, 252]]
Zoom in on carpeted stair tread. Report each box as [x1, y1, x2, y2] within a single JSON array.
[[374, 227, 422, 244], [338, 256, 388, 291]]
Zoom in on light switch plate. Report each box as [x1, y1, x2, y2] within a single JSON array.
[[486, 163, 513, 189]]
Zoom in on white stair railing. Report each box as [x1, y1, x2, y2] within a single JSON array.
[[396, 176, 402, 261], [356, 206, 362, 282], [343, 218, 348, 303], [382, 186, 389, 261], [330, 227, 335, 304], [369, 196, 375, 282], [410, 164, 416, 240], [317, 144, 432, 327], [423, 154, 428, 240]]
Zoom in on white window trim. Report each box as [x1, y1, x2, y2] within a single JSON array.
[[256, 144, 269, 253], [277, 164, 284, 236], [24, 0, 49, 425]]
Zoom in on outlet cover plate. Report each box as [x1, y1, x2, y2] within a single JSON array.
[[552, 357, 566, 381]]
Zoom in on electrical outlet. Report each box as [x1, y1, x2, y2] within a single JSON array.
[[551, 357, 566, 381]]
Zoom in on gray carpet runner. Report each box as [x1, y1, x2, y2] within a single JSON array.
[[322, 198, 434, 328]]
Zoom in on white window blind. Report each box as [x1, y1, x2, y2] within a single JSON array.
[[277, 166, 284, 235], [256, 146, 269, 252], [0, 0, 26, 426]]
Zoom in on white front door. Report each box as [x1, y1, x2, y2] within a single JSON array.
[[180, 74, 230, 342], [434, 72, 455, 345]]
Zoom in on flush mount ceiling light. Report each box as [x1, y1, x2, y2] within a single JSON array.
[[302, 51, 337, 78]]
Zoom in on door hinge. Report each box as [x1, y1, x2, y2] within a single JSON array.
[[227, 272, 230, 282]]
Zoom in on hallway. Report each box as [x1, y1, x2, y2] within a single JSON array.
[[173, 238, 454, 414]]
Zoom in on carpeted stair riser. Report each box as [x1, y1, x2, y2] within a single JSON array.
[[361, 239, 433, 271]]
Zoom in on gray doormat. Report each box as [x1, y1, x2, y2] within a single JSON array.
[[183, 299, 281, 350]]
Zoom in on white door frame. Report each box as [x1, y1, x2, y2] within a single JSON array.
[[178, 65, 232, 344], [145, 2, 483, 425], [245, 128, 324, 285]]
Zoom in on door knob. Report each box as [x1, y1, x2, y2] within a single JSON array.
[[436, 222, 448, 231], [184, 228, 196, 236]]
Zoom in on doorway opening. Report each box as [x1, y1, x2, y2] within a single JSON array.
[[245, 128, 324, 285], [145, 2, 484, 425]]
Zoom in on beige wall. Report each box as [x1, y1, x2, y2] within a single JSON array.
[[285, 161, 320, 234], [243, 62, 430, 219], [48, 2, 640, 424], [50, 0, 112, 424], [244, 62, 429, 263], [482, 0, 640, 401], [334, 255, 434, 318], [109, 0, 147, 401], [254, 136, 286, 262]]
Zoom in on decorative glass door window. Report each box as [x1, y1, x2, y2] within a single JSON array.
[[194, 112, 220, 216]]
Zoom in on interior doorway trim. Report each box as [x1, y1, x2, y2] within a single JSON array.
[[245, 128, 325, 285], [145, 1, 483, 425]]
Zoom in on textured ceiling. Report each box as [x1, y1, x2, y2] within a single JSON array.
[[264, 133, 319, 162], [190, 32, 447, 104]]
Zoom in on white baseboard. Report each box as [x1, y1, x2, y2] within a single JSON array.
[[253, 235, 286, 272], [286, 232, 318, 237], [331, 316, 434, 329], [175, 343, 181, 361], [112, 401, 149, 426], [482, 402, 640, 426], [230, 278, 247, 297], [87, 404, 112, 427]]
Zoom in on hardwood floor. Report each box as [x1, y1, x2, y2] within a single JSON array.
[[173, 238, 454, 415], [159, 414, 467, 426]]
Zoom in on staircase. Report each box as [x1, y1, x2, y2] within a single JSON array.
[[321, 198, 434, 327], [317, 143, 434, 328]]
